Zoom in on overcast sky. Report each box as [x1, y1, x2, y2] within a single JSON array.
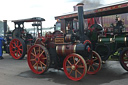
[[0, 0, 126, 29]]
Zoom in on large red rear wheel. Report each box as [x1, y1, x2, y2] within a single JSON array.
[[27, 44, 50, 74], [63, 53, 87, 81], [9, 38, 26, 60], [86, 51, 102, 74]]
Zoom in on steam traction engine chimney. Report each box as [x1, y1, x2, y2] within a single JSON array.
[[56, 3, 92, 56], [77, 3, 85, 42], [3, 20, 7, 37]]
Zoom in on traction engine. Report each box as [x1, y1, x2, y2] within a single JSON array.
[[88, 16, 128, 71], [27, 3, 102, 81], [8, 17, 45, 60]]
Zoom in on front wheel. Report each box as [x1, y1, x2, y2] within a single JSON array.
[[9, 38, 26, 60], [63, 53, 87, 81], [27, 44, 50, 74]]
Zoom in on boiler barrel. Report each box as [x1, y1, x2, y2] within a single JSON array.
[[115, 36, 127, 43], [56, 45, 76, 56], [99, 36, 128, 46], [98, 37, 112, 42], [56, 43, 90, 56], [115, 36, 128, 46]]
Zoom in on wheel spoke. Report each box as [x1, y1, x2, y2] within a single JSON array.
[[76, 69, 82, 75], [33, 63, 37, 67], [69, 69, 73, 75], [31, 52, 36, 57], [40, 61, 46, 67], [19, 48, 23, 51], [88, 65, 91, 71], [78, 65, 84, 68], [41, 57, 47, 60], [93, 57, 98, 62], [18, 44, 22, 47], [12, 50, 17, 53], [30, 59, 36, 61], [16, 52, 18, 57], [40, 63, 44, 71], [67, 60, 72, 66], [13, 42, 17, 46], [91, 65, 96, 71], [39, 50, 44, 57], [16, 41, 19, 47], [75, 59, 80, 65], [75, 70, 77, 78], [93, 63, 99, 66], [73, 56, 75, 64], [66, 66, 71, 68], [18, 51, 22, 56], [34, 48, 36, 56], [10, 44, 15, 49]]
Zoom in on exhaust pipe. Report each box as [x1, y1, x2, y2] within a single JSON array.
[[77, 3, 85, 42], [3, 20, 7, 37], [77, 3, 92, 57]]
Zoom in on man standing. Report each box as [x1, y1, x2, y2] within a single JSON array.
[[0, 38, 4, 59]]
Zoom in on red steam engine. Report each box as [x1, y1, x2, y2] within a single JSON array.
[[27, 3, 102, 81]]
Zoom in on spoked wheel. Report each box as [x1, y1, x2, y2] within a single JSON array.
[[9, 38, 26, 60], [27, 44, 50, 74], [86, 51, 102, 74], [63, 53, 87, 81], [119, 48, 128, 71]]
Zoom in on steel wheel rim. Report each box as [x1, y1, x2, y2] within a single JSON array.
[[86, 51, 102, 74], [63, 53, 87, 81], [27, 45, 49, 74], [121, 51, 128, 70], [9, 39, 23, 59]]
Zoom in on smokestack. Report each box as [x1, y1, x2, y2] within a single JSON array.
[[3, 20, 7, 37], [77, 3, 85, 42]]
